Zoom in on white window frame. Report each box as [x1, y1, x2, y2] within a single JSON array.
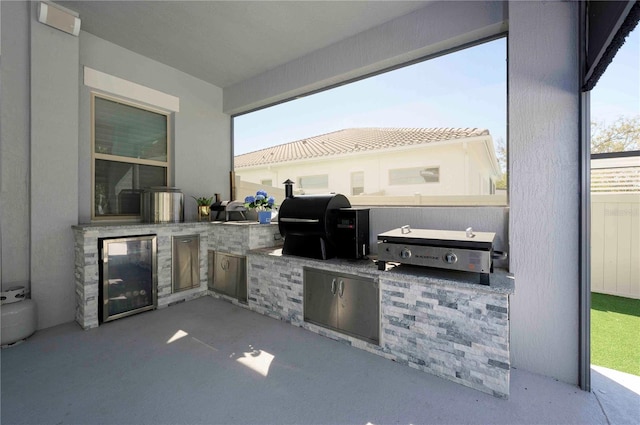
[[91, 92, 172, 221]]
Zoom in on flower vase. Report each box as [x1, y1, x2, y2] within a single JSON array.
[[197, 205, 210, 222], [258, 210, 272, 224]]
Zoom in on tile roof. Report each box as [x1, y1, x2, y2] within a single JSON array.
[[234, 127, 490, 168]]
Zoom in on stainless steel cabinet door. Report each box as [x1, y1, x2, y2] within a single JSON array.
[[213, 252, 238, 298], [212, 251, 247, 302], [172, 235, 200, 292], [303, 269, 338, 329], [337, 275, 379, 344]]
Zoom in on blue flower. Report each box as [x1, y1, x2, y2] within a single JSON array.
[[245, 190, 276, 211]]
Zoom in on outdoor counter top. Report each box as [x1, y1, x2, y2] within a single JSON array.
[[72, 220, 278, 231], [248, 246, 514, 295]]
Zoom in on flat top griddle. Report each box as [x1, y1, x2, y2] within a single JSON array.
[[377, 227, 495, 250]]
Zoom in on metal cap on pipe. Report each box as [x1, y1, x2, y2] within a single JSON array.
[[283, 179, 294, 198]]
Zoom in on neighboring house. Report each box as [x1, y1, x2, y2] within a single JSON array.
[[235, 128, 501, 200]]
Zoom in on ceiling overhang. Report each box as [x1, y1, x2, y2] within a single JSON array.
[[57, 1, 433, 89], [583, 0, 639, 91]]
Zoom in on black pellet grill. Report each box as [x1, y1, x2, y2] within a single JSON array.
[[278, 194, 369, 260]]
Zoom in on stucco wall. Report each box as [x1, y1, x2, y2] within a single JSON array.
[[78, 32, 230, 223], [29, 0, 80, 329], [0, 1, 30, 291]]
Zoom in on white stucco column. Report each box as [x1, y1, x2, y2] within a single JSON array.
[[508, 0, 581, 384]]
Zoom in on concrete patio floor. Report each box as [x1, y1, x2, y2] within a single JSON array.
[[1, 296, 638, 425]]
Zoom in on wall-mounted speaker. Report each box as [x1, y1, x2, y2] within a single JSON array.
[[37, 2, 81, 37]]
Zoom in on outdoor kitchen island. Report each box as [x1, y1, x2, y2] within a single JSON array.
[[74, 221, 513, 398], [246, 247, 514, 398], [72, 221, 281, 330]]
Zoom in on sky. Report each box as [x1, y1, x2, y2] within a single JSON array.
[[234, 27, 639, 157], [591, 26, 640, 125], [234, 38, 507, 156]]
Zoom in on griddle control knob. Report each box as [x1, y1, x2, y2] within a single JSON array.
[[400, 248, 412, 260], [444, 252, 458, 264]]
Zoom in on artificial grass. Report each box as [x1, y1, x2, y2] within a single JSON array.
[[591, 293, 640, 376]]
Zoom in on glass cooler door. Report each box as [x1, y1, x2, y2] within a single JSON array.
[[99, 235, 157, 323]]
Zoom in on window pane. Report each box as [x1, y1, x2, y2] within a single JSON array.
[[95, 97, 168, 162], [298, 174, 328, 189], [95, 160, 166, 216], [389, 167, 439, 185], [351, 171, 364, 195]]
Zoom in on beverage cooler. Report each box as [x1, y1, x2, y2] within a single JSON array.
[[99, 235, 157, 323]]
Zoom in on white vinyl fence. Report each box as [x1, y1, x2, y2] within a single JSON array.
[[591, 154, 640, 299]]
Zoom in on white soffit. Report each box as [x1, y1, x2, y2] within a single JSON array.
[[84, 67, 180, 112], [59, 1, 432, 88]]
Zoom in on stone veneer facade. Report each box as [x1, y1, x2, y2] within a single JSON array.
[[73, 221, 281, 329], [379, 272, 510, 398], [73, 222, 210, 329], [246, 248, 513, 398], [205, 221, 283, 304], [207, 221, 282, 256]]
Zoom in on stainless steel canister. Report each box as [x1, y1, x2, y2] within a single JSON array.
[[141, 187, 184, 223]]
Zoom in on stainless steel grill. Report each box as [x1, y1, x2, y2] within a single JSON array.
[[377, 226, 503, 285]]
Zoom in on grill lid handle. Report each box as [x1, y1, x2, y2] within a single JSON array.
[[279, 217, 320, 223]]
